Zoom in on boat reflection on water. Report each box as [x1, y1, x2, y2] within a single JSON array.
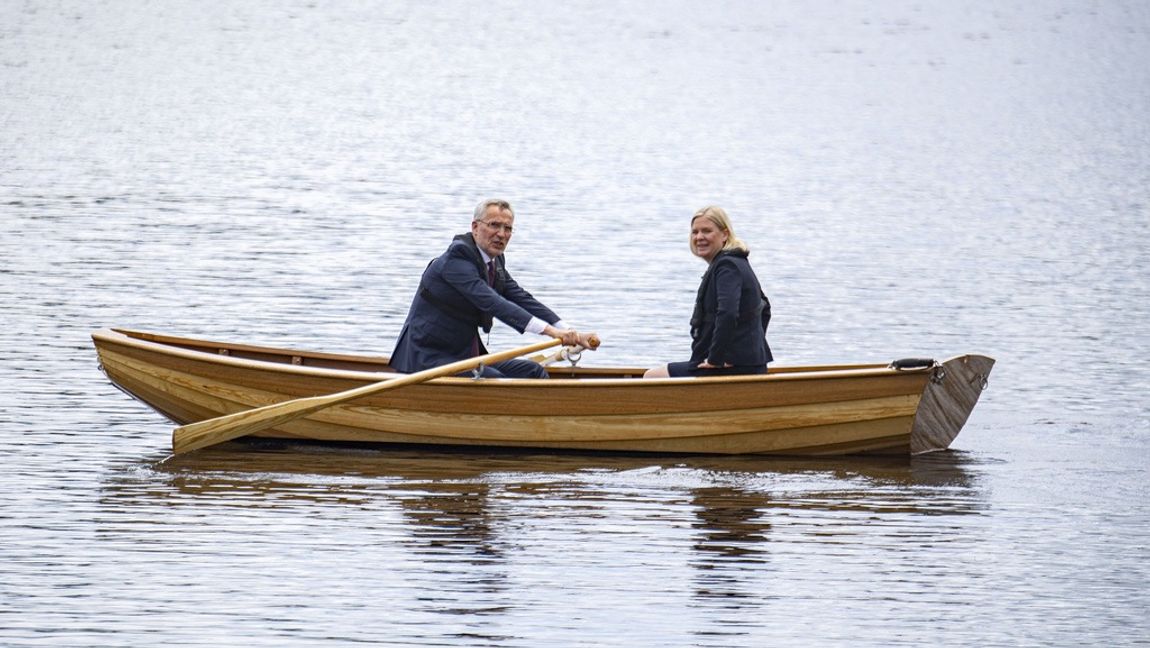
[[679, 451, 987, 608], [99, 443, 987, 614], [103, 439, 985, 522], [144, 439, 982, 483]]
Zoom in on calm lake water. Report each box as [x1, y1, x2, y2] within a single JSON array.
[[3, 1, 1149, 646]]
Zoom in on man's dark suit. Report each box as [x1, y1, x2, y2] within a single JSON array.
[[390, 233, 561, 377]]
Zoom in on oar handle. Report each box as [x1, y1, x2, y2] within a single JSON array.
[[529, 334, 601, 365]]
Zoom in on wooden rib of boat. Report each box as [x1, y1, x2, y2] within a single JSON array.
[[90, 328, 995, 456]]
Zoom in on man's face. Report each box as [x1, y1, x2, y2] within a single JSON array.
[[471, 205, 515, 257]]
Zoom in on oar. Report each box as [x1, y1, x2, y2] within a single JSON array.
[[171, 337, 563, 455], [528, 334, 601, 366]]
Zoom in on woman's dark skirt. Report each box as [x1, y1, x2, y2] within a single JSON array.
[[666, 361, 767, 378]]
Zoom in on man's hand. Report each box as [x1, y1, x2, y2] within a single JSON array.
[[576, 332, 600, 350], [543, 325, 579, 347], [559, 329, 581, 347], [543, 326, 599, 350]]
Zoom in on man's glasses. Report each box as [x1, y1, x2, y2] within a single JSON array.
[[480, 220, 514, 234]]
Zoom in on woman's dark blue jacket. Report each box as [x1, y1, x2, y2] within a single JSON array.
[[689, 249, 774, 367]]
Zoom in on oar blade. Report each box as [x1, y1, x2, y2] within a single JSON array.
[[172, 395, 329, 454]]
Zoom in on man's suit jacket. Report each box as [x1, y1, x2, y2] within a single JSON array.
[[389, 233, 560, 373]]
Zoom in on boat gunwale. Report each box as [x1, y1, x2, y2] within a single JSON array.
[[93, 327, 944, 388]]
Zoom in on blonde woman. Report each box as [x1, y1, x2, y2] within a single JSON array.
[[644, 206, 773, 378]]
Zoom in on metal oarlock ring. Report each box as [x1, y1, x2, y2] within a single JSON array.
[[566, 348, 583, 366]]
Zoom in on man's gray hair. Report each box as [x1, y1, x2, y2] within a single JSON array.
[[473, 198, 514, 221]]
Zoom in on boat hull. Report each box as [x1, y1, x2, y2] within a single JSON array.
[[92, 329, 994, 456]]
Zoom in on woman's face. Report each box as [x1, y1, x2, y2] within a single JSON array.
[[690, 216, 728, 262]]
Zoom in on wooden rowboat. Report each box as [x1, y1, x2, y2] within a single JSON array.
[[91, 328, 994, 456]]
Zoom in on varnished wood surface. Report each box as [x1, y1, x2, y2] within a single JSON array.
[[169, 338, 562, 454], [93, 328, 994, 456], [909, 354, 996, 454]]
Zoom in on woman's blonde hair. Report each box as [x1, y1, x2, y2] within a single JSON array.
[[689, 205, 749, 256]]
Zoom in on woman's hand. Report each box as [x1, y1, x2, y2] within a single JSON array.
[[697, 359, 732, 370]]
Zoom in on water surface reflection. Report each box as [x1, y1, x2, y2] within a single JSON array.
[[98, 447, 988, 643], [111, 445, 982, 505], [100, 446, 985, 563]]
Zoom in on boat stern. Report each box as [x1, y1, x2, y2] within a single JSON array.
[[909, 354, 995, 454]]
